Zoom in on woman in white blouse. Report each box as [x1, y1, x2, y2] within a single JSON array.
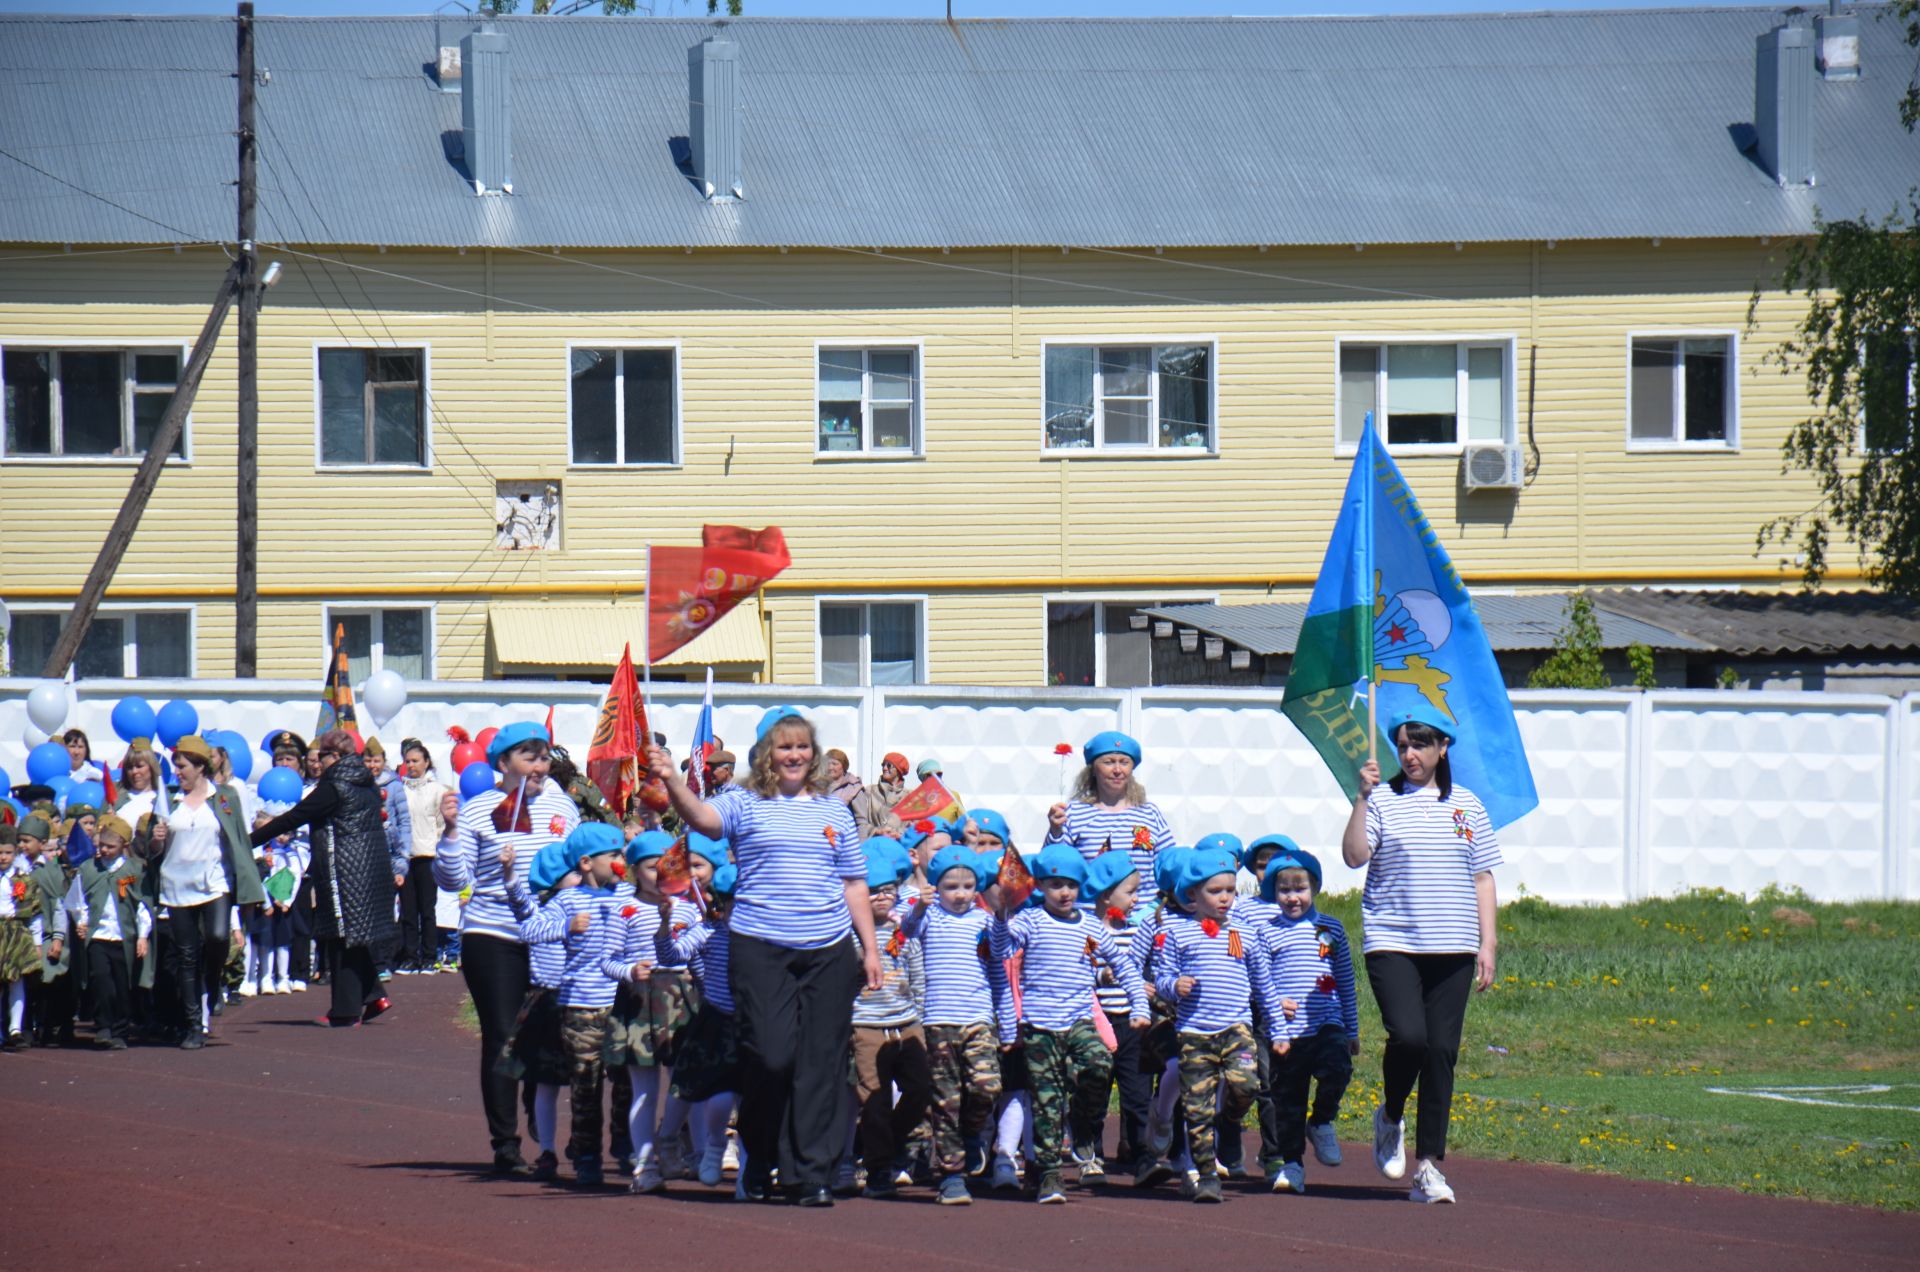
[[158, 735, 263, 1049]]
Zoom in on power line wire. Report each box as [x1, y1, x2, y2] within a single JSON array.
[[0, 144, 218, 245]]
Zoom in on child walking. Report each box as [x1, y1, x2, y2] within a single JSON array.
[[1076, 849, 1153, 1184], [0, 826, 43, 1050], [500, 841, 579, 1181], [845, 838, 930, 1199], [605, 831, 698, 1195], [62, 815, 152, 1050], [664, 861, 740, 1188]]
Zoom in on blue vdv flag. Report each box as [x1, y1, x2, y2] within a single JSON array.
[[1283, 416, 1539, 829]]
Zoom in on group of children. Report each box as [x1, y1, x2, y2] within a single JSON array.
[[500, 806, 1357, 1205]]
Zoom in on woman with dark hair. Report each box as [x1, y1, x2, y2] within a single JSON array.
[[159, 735, 263, 1049], [64, 728, 103, 783], [396, 739, 448, 973], [649, 707, 882, 1206], [250, 730, 400, 1029], [1341, 704, 1502, 1206]]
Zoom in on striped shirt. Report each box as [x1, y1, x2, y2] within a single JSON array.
[[1231, 895, 1281, 928], [506, 884, 568, 988], [852, 920, 924, 1028], [992, 906, 1147, 1042], [1092, 919, 1138, 1018], [900, 900, 996, 1027], [436, 779, 579, 945], [1263, 910, 1360, 1042], [1362, 782, 1501, 955], [605, 895, 701, 982], [1044, 801, 1176, 916], [669, 915, 734, 1014], [1130, 904, 1188, 989], [1152, 915, 1281, 1036], [511, 882, 625, 1009], [713, 788, 865, 950]]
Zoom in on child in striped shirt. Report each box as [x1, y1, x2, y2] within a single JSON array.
[[666, 862, 739, 1189], [1223, 831, 1302, 1178], [1075, 848, 1161, 1186], [604, 831, 696, 1195], [501, 841, 578, 1182], [844, 838, 929, 1199], [993, 845, 1149, 1206], [1259, 848, 1358, 1196], [1151, 846, 1285, 1203], [1134, 846, 1191, 1179], [509, 822, 627, 1186]]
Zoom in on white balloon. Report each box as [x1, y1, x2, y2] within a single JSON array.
[[25, 681, 67, 734], [22, 721, 50, 748], [362, 668, 409, 729]]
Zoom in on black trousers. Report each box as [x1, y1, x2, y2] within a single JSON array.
[[290, 878, 315, 982], [729, 933, 862, 1191], [88, 939, 134, 1041], [461, 933, 531, 1157], [165, 896, 231, 1035], [398, 858, 438, 967], [1367, 951, 1474, 1163], [1269, 1023, 1355, 1163], [323, 939, 382, 1023], [1080, 1011, 1154, 1168]]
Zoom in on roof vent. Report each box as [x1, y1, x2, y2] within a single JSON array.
[[688, 38, 742, 202], [1815, 1, 1860, 80], [461, 23, 512, 195], [1754, 22, 1814, 186]]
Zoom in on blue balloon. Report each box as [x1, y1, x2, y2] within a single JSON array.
[[155, 700, 199, 749], [25, 741, 68, 785], [459, 761, 496, 801], [260, 729, 288, 757], [0, 766, 10, 793], [206, 729, 252, 781], [70, 779, 106, 810], [47, 774, 75, 809], [257, 766, 303, 806], [110, 696, 157, 743]]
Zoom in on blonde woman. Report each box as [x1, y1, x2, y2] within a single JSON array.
[[1043, 732, 1177, 907]]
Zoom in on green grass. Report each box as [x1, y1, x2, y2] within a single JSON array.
[[1311, 886, 1920, 1209]]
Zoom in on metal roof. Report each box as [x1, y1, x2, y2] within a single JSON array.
[[1587, 588, 1920, 656], [1143, 594, 1714, 657], [0, 8, 1914, 250]]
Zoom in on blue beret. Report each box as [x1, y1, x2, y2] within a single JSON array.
[[711, 863, 738, 895], [899, 815, 953, 853], [1083, 849, 1139, 900], [973, 847, 1005, 883], [862, 838, 905, 890], [1032, 844, 1087, 886], [1082, 730, 1142, 767], [1244, 833, 1300, 869], [1177, 847, 1238, 900], [1385, 702, 1458, 744], [487, 721, 550, 766], [928, 845, 980, 888], [624, 829, 675, 865], [755, 705, 805, 742], [968, 808, 1011, 844], [1153, 845, 1192, 896], [528, 841, 576, 893], [687, 833, 731, 866], [1194, 832, 1243, 864], [564, 821, 625, 861], [1260, 850, 1324, 901], [878, 838, 913, 884]]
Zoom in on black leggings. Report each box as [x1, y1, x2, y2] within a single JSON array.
[[397, 858, 438, 967], [1366, 951, 1474, 1162], [461, 933, 530, 1156], [165, 896, 231, 1034], [323, 940, 382, 1023]]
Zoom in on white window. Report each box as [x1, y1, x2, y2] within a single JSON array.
[[5, 607, 192, 678], [1627, 335, 1736, 448], [1863, 331, 1916, 453], [323, 606, 432, 683], [817, 346, 919, 455], [2, 346, 184, 459], [1046, 600, 1192, 687], [817, 600, 923, 686], [318, 347, 428, 466], [1338, 340, 1512, 450], [569, 346, 678, 466], [1043, 342, 1214, 452]]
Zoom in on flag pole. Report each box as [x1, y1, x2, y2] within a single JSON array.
[[1362, 411, 1378, 768], [641, 542, 653, 721]]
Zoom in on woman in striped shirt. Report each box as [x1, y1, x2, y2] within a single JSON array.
[[648, 706, 882, 1208], [1342, 704, 1501, 1207], [1043, 732, 1177, 913]]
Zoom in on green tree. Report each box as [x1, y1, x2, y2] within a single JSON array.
[[1527, 592, 1610, 690], [1626, 642, 1657, 690]]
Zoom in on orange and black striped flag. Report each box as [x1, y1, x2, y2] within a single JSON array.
[[316, 622, 361, 739]]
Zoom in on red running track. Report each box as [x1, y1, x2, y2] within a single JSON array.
[[3, 972, 1914, 1272]]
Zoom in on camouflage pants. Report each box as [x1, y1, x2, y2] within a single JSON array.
[[1179, 1023, 1262, 1174], [561, 1006, 612, 1163], [1023, 1020, 1111, 1173], [924, 1022, 1001, 1177], [605, 968, 697, 1069]]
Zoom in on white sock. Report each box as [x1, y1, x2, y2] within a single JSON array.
[[995, 1090, 1031, 1161], [273, 945, 290, 981], [533, 1083, 560, 1153], [627, 1065, 661, 1167], [4, 980, 23, 1034]]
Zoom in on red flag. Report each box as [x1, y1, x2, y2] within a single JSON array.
[[586, 644, 650, 816], [102, 766, 118, 809], [544, 705, 556, 743], [657, 834, 692, 895], [646, 525, 791, 664], [997, 847, 1036, 912], [890, 775, 959, 823]]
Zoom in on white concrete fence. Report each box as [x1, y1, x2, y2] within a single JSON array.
[[2, 680, 1914, 904]]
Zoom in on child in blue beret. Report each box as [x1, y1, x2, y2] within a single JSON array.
[[843, 839, 930, 1199], [662, 860, 742, 1190]]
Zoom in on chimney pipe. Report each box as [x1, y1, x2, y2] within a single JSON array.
[[1815, 1, 1860, 80], [461, 23, 512, 195], [688, 38, 741, 202], [1754, 23, 1814, 187]]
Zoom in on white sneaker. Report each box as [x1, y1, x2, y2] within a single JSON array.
[[698, 1144, 725, 1187], [1308, 1121, 1343, 1167], [989, 1154, 1021, 1191], [289, 980, 308, 992], [237, 980, 258, 998], [721, 1134, 741, 1175], [1176, 1168, 1200, 1199], [1272, 1160, 1306, 1194], [1373, 1107, 1407, 1180], [630, 1163, 666, 1195], [1409, 1159, 1454, 1204]]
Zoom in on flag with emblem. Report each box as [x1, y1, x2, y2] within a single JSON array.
[[645, 525, 791, 664], [1281, 413, 1537, 828], [890, 774, 960, 823], [586, 644, 649, 817], [315, 622, 360, 740]]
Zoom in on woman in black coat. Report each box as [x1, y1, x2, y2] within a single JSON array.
[[251, 730, 399, 1027]]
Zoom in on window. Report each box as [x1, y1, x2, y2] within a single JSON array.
[[569, 347, 677, 465], [1863, 332, 1916, 453], [2, 347, 183, 459], [817, 347, 919, 455], [6, 608, 191, 678], [1628, 336, 1734, 446], [325, 607, 430, 682], [818, 601, 922, 686], [1044, 343, 1213, 452], [319, 347, 427, 466], [1046, 600, 1181, 687], [1338, 341, 1511, 449]]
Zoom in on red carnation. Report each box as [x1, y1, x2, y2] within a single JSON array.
[[548, 816, 567, 837], [1316, 973, 1337, 994], [914, 819, 935, 834], [1200, 918, 1221, 938], [1053, 743, 1072, 756], [620, 905, 639, 919], [446, 726, 471, 744]]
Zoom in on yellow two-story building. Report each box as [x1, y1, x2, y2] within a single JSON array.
[[1, 9, 1911, 687]]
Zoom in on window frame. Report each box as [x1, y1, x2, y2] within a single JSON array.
[[1333, 334, 1518, 457], [563, 340, 684, 469], [0, 338, 194, 464], [3, 602, 197, 678], [812, 595, 929, 687], [312, 339, 434, 471], [320, 603, 436, 681], [1859, 328, 1917, 455], [1623, 329, 1741, 453], [1039, 336, 1220, 458], [1040, 592, 1219, 687], [812, 339, 925, 460]]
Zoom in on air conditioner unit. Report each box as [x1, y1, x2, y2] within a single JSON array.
[[1461, 443, 1523, 491]]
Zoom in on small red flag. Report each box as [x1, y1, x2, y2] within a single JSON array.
[[645, 525, 791, 664], [544, 705, 556, 743], [658, 835, 692, 895], [586, 644, 650, 816], [996, 847, 1036, 912]]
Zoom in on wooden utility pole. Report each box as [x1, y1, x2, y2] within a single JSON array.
[[236, 0, 259, 676]]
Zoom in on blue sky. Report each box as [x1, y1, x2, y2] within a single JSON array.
[[0, 1, 1752, 16]]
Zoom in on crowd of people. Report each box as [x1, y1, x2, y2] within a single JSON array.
[[0, 700, 1502, 1209]]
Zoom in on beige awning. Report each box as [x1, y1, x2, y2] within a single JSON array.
[[489, 600, 764, 668]]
